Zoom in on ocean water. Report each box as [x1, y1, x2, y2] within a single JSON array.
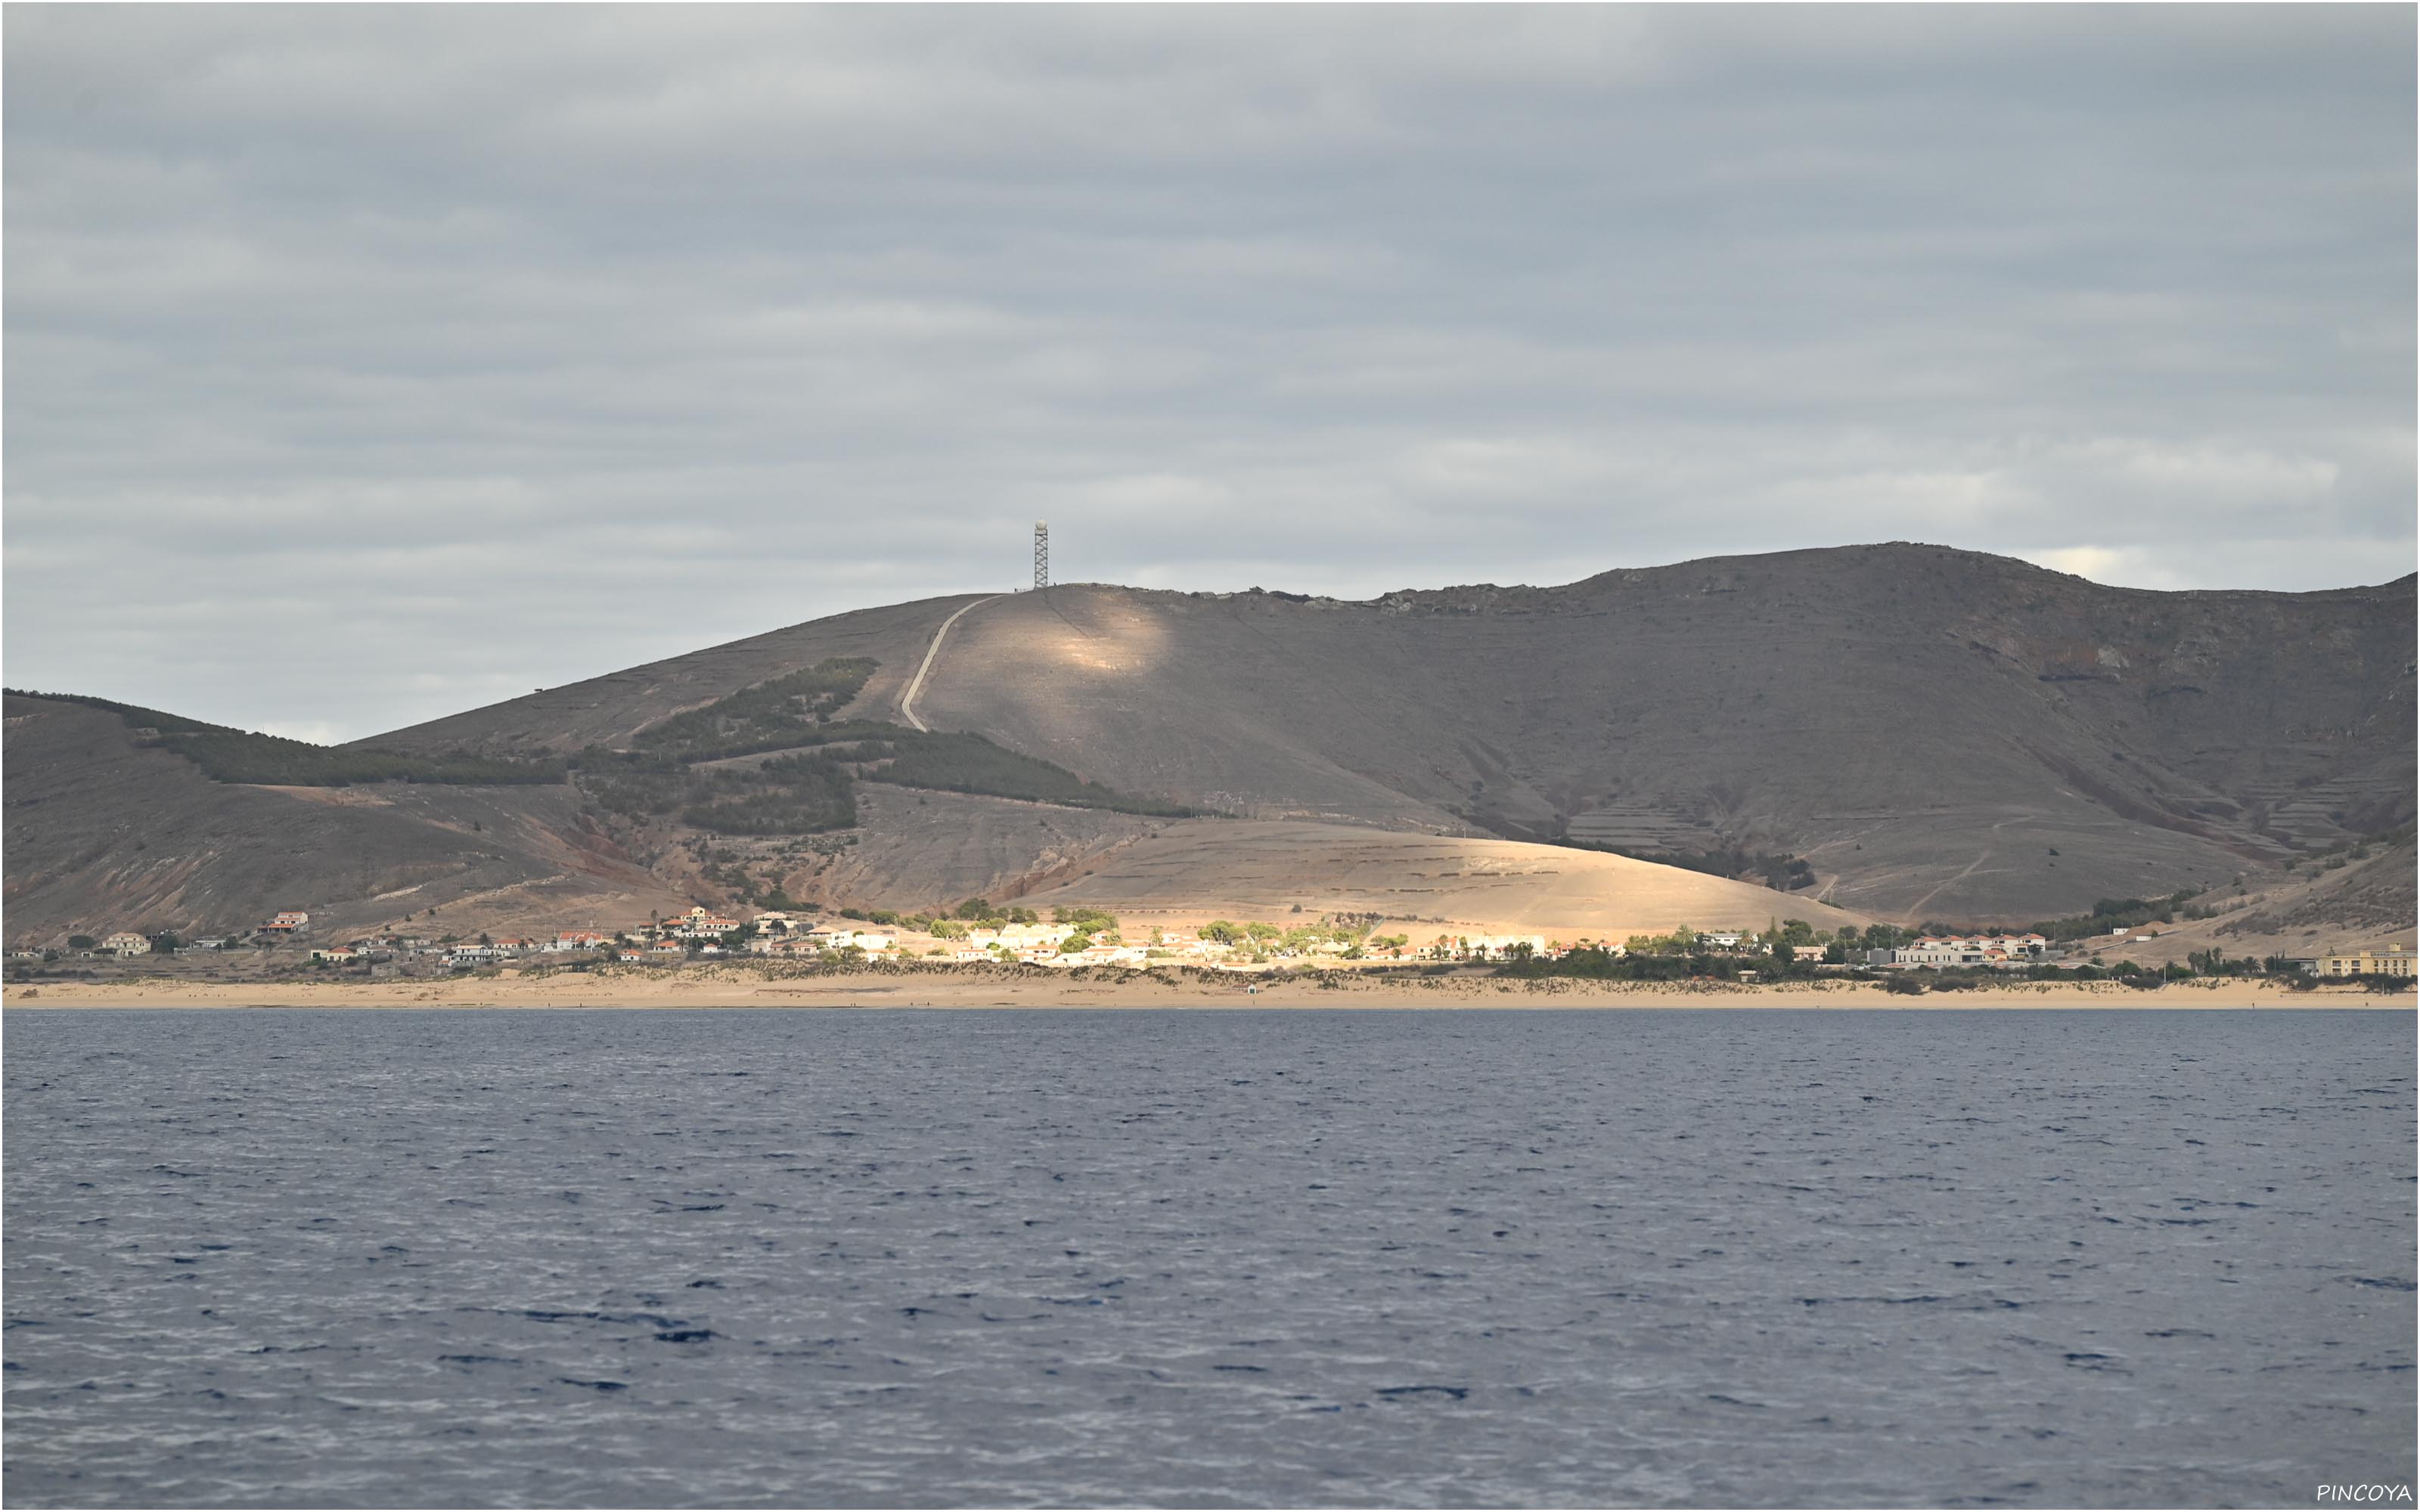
[[2, 1007, 2412, 1508]]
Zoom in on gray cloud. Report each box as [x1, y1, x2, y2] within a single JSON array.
[[5, 5, 2412, 740]]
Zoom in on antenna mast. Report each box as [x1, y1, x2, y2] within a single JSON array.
[[1033, 519, 1050, 590]]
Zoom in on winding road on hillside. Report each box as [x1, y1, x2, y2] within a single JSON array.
[[897, 594, 1003, 732]]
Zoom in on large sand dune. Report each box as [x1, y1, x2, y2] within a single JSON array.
[[1019, 820, 1872, 938]]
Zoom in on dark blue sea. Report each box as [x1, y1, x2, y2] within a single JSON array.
[[3, 1008, 2412, 1507]]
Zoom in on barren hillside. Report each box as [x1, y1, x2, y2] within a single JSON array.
[[372, 544, 2412, 922], [12, 544, 2411, 941], [2, 694, 689, 940]]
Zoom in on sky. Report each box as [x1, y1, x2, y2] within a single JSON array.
[[5, 6, 2413, 742]]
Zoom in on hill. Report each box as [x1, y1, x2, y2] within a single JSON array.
[[372, 543, 2416, 924], [8, 544, 2410, 943], [2, 692, 687, 941]]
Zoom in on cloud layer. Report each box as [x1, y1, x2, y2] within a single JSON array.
[[6, 7, 2412, 739]]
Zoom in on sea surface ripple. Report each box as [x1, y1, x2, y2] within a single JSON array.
[[4, 1007, 2413, 1507]]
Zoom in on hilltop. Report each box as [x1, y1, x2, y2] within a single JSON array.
[[7, 544, 2412, 945]]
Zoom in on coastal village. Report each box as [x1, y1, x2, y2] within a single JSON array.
[[14, 904, 2414, 983]]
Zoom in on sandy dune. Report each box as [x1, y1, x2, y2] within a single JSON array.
[[1017, 820, 1873, 938]]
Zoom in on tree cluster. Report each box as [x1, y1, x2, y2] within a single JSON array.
[[630, 658, 880, 759], [862, 733, 1204, 816]]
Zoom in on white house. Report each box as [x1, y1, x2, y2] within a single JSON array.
[[102, 931, 151, 957]]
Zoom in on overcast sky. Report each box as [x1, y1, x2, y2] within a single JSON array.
[[6, 6, 2412, 742]]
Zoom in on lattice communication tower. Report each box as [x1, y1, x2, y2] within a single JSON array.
[[1033, 520, 1050, 590]]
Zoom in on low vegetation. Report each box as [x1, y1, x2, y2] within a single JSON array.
[[580, 749, 863, 836], [574, 662, 1205, 838], [630, 658, 880, 761], [860, 732, 1202, 816]]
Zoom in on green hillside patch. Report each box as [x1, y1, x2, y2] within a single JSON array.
[[862, 732, 1203, 816], [630, 658, 879, 760], [6, 689, 566, 786], [579, 748, 860, 836], [572, 655, 1198, 832], [576, 726, 1199, 835]]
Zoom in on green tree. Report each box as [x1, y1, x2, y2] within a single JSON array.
[[68, 935, 95, 950]]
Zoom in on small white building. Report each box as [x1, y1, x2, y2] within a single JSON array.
[[102, 932, 152, 957]]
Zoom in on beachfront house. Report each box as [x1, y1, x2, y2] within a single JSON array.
[[2310, 943, 2416, 978], [101, 931, 151, 957], [1892, 934, 2051, 967]]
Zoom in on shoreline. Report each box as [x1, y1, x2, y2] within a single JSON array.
[[4, 968, 2406, 1010]]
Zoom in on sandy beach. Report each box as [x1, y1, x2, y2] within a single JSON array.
[[5, 964, 2404, 1009]]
